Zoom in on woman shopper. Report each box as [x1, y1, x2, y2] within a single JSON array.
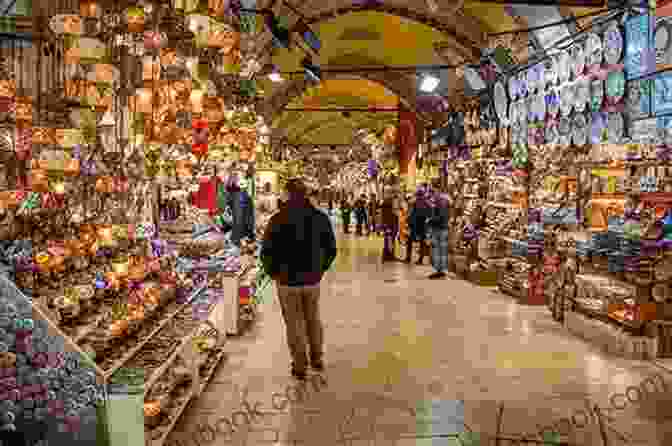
[[407, 189, 430, 264], [427, 187, 450, 279], [354, 194, 368, 236], [340, 197, 352, 234]]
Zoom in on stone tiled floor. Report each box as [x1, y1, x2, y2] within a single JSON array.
[[170, 233, 672, 445]]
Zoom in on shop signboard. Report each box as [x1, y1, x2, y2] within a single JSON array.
[[625, 14, 654, 80]]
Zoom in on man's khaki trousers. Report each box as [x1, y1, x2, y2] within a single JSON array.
[[277, 284, 323, 372]]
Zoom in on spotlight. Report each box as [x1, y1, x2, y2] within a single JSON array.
[[419, 74, 440, 93], [268, 64, 285, 82], [301, 57, 321, 83]]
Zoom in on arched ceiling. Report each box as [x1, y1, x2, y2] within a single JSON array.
[[252, 1, 605, 149]]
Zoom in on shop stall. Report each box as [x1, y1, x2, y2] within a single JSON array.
[[427, 9, 672, 360], [0, 0, 262, 444]]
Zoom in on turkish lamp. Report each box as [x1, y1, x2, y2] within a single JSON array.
[[267, 65, 284, 82], [98, 110, 116, 152]]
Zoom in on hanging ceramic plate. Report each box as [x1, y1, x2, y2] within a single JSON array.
[[508, 76, 519, 100], [604, 23, 624, 65], [575, 79, 590, 113], [534, 94, 546, 121], [656, 17, 672, 67], [494, 81, 508, 124], [591, 111, 607, 144], [546, 90, 560, 117], [572, 113, 588, 146], [544, 56, 558, 87], [558, 117, 572, 147], [606, 70, 625, 103], [608, 112, 624, 144], [527, 67, 538, 94], [560, 83, 574, 116], [558, 51, 571, 84], [586, 32, 603, 67], [590, 79, 604, 112], [571, 43, 586, 78], [526, 96, 535, 122], [518, 71, 528, 97], [508, 101, 517, 123], [545, 121, 559, 144]]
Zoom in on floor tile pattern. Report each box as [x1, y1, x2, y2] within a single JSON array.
[[169, 233, 672, 445]]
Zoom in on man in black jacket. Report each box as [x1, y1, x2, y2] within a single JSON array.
[[260, 178, 337, 380]]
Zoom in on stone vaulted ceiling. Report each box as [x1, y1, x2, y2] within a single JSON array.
[[247, 1, 604, 148]]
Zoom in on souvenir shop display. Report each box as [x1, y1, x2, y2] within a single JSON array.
[[0, 0, 263, 444], [428, 10, 672, 359]]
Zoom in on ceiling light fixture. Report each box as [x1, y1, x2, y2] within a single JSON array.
[[268, 65, 284, 82], [419, 74, 440, 93]]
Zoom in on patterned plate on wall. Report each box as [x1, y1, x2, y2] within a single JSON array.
[[575, 79, 590, 113], [604, 22, 624, 65], [494, 81, 509, 125], [558, 50, 571, 84], [586, 32, 603, 67], [607, 112, 624, 144], [545, 56, 558, 87], [560, 83, 574, 116], [509, 75, 519, 100], [546, 89, 560, 117], [572, 113, 588, 147], [591, 79, 604, 112], [571, 43, 586, 78]]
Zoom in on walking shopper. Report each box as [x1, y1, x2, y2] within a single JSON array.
[[408, 189, 431, 264], [368, 194, 377, 235], [340, 197, 352, 234], [354, 194, 368, 236], [260, 179, 337, 380], [398, 199, 409, 260], [427, 189, 450, 279], [381, 192, 400, 262]]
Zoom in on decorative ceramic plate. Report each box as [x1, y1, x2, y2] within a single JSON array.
[[604, 23, 624, 65], [536, 63, 546, 92], [526, 96, 535, 122], [546, 90, 560, 117], [518, 71, 528, 97], [508, 76, 519, 100], [545, 122, 559, 144], [558, 51, 571, 84], [544, 56, 558, 87], [590, 79, 604, 112], [527, 67, 539, 94], [494, 81, 508, 124], [509, 101, 517, 123], [608, 112, 624, 144], [558, 117, 571, 147], [572, 113, 588, 146], [512, 121, 523, 145], [606, 70, 625, 103], [591, 111, 607, 144], [571, 43, 586, 78], [586, 32, 603, 67], [534, 94, 546, 121], [575, 79, 590, 113], [656, 17, 672, 66], [560, 84, 574, 116]]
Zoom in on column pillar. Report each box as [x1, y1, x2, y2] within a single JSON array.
[[398, 101, 419, 193]]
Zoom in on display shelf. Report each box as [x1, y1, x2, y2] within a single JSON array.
[[147, 343, 227, 446]]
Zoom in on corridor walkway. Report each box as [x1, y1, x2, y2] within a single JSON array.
[[171, 234, 672, 446]]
